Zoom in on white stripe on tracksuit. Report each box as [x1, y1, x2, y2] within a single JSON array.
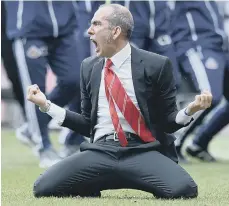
[[204, 1, 227, 48], [124, 0, 155, 39], [185, 10, 211, 92], [13, 39, 43, 146], [17, 1, 59, 38], [148, 0, 155, 39], [85, 0, 92, 13], [186, 48, 211, 92], [124, 0, 130, 9], [47, 0, 59, 37], [186, 12, 198, 41], [124, 0, 155, 46], [16, 0, 23, 29]]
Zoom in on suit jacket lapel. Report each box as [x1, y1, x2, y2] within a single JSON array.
[[131, 46, 152, 131], [90, 58, 104, 129], [90, 47, 152, 136]]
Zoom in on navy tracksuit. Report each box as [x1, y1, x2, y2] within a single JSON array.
[[171, 1, 227, 99], [170, 1, 228, 148], [191, 3, 229, 149], [192, 54, 229, 149], [122, 0, 181, 87], [4, 1, 83, 149], [193, 100, 229, 150]]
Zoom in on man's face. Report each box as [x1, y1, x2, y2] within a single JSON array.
[[88, 7, 116, 57]]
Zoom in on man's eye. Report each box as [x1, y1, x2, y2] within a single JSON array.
[[94, 22, 101, 26]]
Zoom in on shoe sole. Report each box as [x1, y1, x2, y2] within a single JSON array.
[[16, 130, 35, 147], [16, 130, 39, 157], [39, 159, 61, 168]]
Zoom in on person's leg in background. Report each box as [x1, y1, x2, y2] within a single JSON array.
[[186, 54, 229, 161], [1, 40, 25, 117], [175, 48, 226, 162], [1, 3, 32, 146], [47, 31, 83, 158], [13, 37, 61, 166], [1, 1, 26, 119], [186, 101, 229, 161], [1, 36, 33, 147]]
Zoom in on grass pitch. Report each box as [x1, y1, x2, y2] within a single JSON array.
[[2, 129, 229, 206]]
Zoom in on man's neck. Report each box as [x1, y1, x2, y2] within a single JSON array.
[[107, 40, 129, 58]]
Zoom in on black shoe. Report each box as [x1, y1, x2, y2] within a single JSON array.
[[176, 145, 189, 163], [186, 144, 216, 162]]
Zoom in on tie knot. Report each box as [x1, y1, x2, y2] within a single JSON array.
[[105, 59, 113, 69]]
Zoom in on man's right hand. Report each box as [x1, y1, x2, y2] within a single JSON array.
[[27, 84, 47, 109]]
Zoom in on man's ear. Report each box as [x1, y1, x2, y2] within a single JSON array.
[[113, 26, 122, 40]]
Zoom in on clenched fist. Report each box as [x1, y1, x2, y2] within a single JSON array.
[[186, 90, 213, 115], [27, 84, 47, 109]]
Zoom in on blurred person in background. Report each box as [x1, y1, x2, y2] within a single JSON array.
[[186, 73, 229, 161], [121, 0, 181, 88], [170, 1, 228, 162], [1, 1, 26, 120], [184, 1, 229, 161], [4, 1, 84, 168]]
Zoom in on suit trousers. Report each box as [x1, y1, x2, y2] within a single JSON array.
[[33, 139, 198, 199]]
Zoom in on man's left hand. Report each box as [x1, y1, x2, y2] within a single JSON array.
[[186, 90, 213, 116]]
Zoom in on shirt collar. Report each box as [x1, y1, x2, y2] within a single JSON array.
[[105, 43, 131, 69]]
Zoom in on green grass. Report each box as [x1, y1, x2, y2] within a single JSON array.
[[2, 129, 229, 206]]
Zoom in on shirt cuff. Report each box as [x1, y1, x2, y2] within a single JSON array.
[[46, 103, 66, 126], [175, 107, 193, 125]]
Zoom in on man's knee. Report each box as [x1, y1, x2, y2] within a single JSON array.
[[155, 178, 198, 199], [33, 175, 54, 198], [169, 178, 198, 199]]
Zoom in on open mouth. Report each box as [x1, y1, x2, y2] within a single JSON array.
[[91, 39, 99, 52], [91, 39, 97, 47]]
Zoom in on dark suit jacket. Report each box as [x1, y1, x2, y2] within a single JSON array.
[[62, 45, 191, 146]]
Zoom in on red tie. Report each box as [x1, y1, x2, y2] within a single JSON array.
[[104, 59, 156, 147]]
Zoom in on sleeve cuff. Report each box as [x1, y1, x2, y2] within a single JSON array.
[[175, 107, 194, 125], [46, 103, 66, 126]]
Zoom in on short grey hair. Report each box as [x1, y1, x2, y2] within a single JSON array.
[[99, 4, 134, 40]]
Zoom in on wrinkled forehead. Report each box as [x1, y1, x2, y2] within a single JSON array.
[[92, 7, 113, 23]]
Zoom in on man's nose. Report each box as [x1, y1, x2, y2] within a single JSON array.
[[87, 26, 93, 36]]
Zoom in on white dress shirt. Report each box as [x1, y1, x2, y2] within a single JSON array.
[[45, 43, 193, 141], [94, 43, 140, 141]]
